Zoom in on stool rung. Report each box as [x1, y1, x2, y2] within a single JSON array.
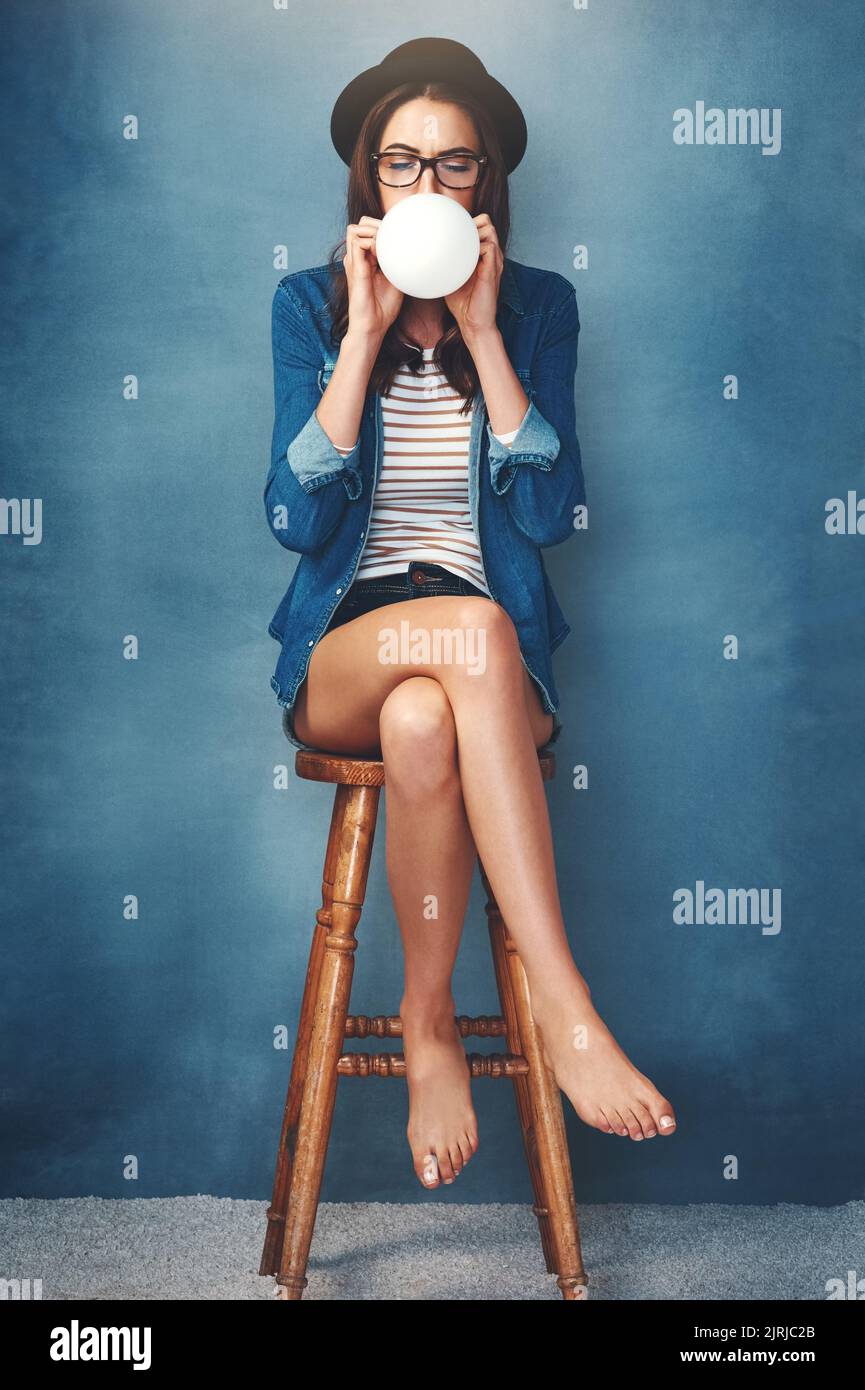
[[338, 1051, 528, 1078], [345, 1013, 507, 1039]]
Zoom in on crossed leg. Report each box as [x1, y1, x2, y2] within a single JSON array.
[[293, 594, 677, 1187]]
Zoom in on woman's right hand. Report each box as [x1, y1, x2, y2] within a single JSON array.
[[343, 217, 403, 341]]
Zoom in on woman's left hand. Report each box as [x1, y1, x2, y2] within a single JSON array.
[[444, 213, 503, 341]]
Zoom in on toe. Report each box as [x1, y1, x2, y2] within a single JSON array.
[[633, 1100, 657, 1138], [436, 1146, 456, 1184], [610, 1109, 630, 1137], [650, 1096, 677, 1135], [598, 1107, 619, 1135], [457, 1134, 475, 1166], [621, 1108, 646, 1141], [417, 1152, 440, 1188], [448, 1145, 464, 1178]]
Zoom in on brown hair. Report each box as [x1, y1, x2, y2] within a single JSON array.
[[324, 81, 512, 416]]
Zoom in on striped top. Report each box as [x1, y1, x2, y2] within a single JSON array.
[[332, 347, 519, 591]]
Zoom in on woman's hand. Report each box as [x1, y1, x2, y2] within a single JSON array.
[[343, 217, 404, 342], [444, 213, 504, 342]]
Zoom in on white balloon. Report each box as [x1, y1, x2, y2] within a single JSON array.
[[375, 193, 480, 299]]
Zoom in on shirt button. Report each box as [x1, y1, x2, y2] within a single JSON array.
[[336, 587, 342, 594], [360, 530, 365, 538], [308, 640, 313, 647]]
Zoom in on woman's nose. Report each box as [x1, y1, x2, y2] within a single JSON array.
[[418, 166, 438, 193]]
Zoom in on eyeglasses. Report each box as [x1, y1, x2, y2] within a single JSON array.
[[370, 151, 488, 189]]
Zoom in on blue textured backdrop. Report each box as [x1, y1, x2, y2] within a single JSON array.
[[2, 0, 863, 1206]]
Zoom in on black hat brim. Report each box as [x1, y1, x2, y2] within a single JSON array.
[[330, 37, 528, 175]]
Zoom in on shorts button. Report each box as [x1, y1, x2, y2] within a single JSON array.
[[412, 569, 426, 583]]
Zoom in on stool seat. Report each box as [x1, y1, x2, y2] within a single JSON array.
[[261, 713, 588, 1300], [286, 709, 557, 786]]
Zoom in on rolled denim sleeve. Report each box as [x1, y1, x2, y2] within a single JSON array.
[[485, 285, 587, 546], [264, 280, 363, 555], [287, 407, 363, 498]]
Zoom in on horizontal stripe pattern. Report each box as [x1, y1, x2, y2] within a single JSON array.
[[333, 348, 516, 591]]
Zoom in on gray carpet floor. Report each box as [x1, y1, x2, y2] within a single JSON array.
[[2, 1198, 862, 1300]]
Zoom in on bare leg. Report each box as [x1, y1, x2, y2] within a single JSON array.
[[377, 677, 479, 1189], [294, 596, 677, 1141]]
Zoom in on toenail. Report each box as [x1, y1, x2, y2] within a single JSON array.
[[660, 1116, 675, 1127], [633, 1134, 643, 1141]]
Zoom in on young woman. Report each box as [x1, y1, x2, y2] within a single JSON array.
[[265, 38, 677, 1190]]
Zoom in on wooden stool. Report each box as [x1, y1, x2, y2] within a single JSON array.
[[259, 713, 588, 1300]]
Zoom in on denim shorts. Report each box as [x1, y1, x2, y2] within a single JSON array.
[[282, 559, 563, 751]]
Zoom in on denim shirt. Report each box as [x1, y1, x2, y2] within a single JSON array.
[[264, 255, 586, 731]]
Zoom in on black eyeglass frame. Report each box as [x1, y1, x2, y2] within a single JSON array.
[[369, 151, 489, 188]]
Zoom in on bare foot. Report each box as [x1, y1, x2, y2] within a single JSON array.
[[400, 994, 479, 1187], [529, 973, 677, 1140]]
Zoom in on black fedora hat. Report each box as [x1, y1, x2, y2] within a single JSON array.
[[330, 37, 528, 175]]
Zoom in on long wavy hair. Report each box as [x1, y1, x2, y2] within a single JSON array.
[[324, 81, 512, 417]]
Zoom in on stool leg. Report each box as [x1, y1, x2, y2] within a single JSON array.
[[259, 786, 344, 1277], [485, 896, 557, 1275], [275, 782, 380, 1300], [479, 861, 589, 1301]]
